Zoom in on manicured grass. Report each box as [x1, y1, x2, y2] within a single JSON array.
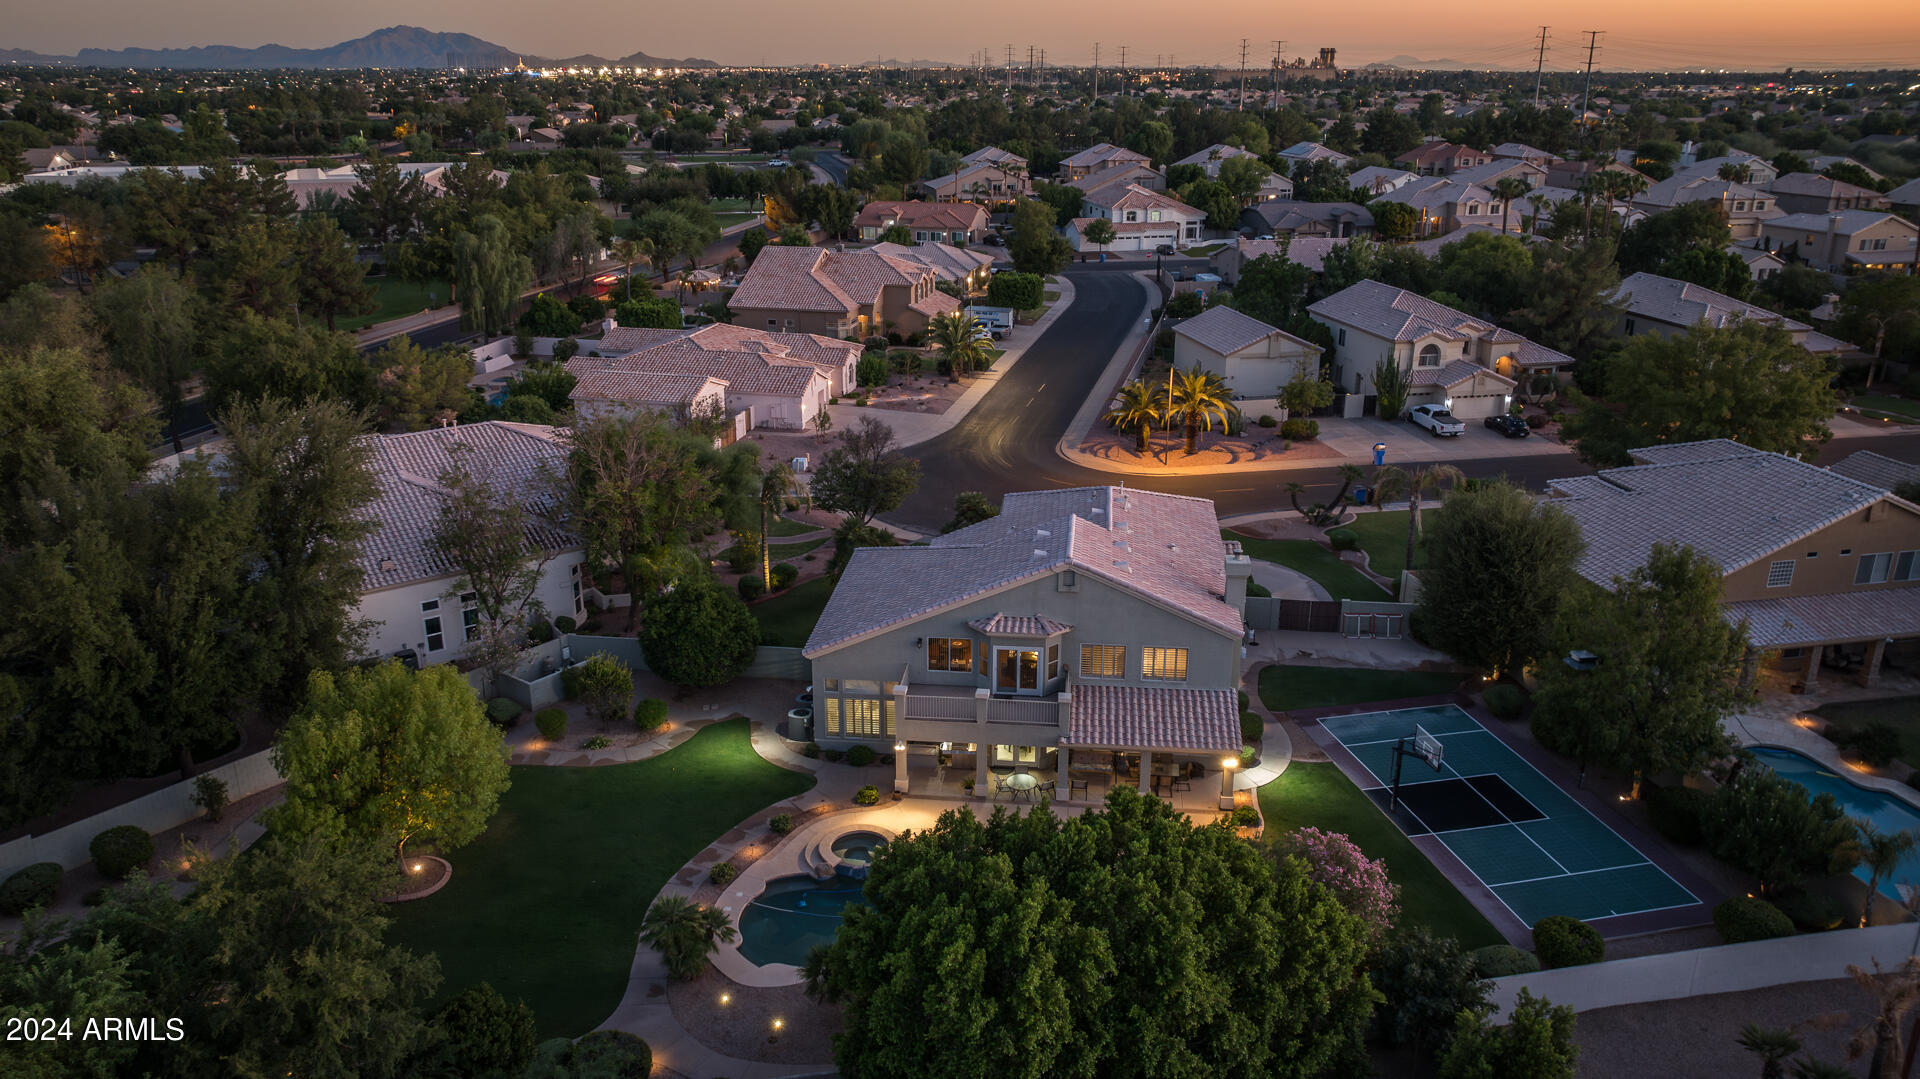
[[1815, 696, 1920, 765], [1340, 510, 1425, 583], [768, 537, 825, 561], [1850, 395, 1920, 422], [341, 274, 452, 332], [767, 516, 819, 537], [1224, 529, 1391, 602], [1183, 242, 1227, 256], [710, 197, 755, 212], [750, 575, 835, 646], [384, 718, 815, 1039], [1257, 665, 1465, 713], [1261, 763, 1503, 948]]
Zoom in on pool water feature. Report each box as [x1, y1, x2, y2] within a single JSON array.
[[736, 875, 869, 968], [1749, 746, 1920, 902], [830, 831, 885, 876]]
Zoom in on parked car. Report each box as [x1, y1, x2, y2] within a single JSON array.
[[1154, 243, 1176, 255], [1408, 404, 1464, 437], [1483, 414, 1530, 438], [983, 234, 1005, 246]]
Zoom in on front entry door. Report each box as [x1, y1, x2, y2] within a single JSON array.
[[995, 648, 1041, 694]]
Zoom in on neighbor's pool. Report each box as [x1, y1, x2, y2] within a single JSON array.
[[1749, 746, 1920, 901], [736, 874, 869, 968]]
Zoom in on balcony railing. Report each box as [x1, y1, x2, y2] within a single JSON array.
[[987, 698, 1061, 726], [903, 694, 976, 721]]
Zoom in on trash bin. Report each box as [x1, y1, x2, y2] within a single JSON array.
[[1373, 442, 1388, 466], [1352, 486, 1369, 505]]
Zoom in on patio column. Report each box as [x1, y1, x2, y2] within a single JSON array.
[[1857, 638, 1890, 688], [893, 740, 909, 794], [1800, 646, 1821, 692], [1138, 750, 1153, 794], [1737, 645, 1761, 691], [1057, 743, 1072, 795], [1220, 759, 1236, 811], [975, 744, 990, 798]]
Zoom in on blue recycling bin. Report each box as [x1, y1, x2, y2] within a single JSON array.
[[1373, 442, 1388, 466], [1352, 486, 1369, 505]]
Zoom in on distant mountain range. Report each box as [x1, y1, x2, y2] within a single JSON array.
[[1365, 55, 1517, 72], [0, 26, 717, 70]]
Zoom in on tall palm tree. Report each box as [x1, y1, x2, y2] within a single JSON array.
[[1525, 192, 1550, 235], [639, 895, 736, 981], [1492, 176, 1532, 235], [1736, 1024, 1802, 1079], [610, 236, 640, 300], [1166, 366, 1238, 455], [1104, 379, 1167, 453], [1847, 957, 1920, 1079], [1719, 161, 1753, 183], [1375, 463, 1465, 581], [759, 460, 795, 586], [676, 267, 699, 306], [1855, 820, 1917, 927], [928, 310, 989, 382]]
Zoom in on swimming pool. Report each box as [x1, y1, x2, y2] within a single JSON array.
[[831, 831, 885, 875], [736, 874, 869, 968], [1749, 746, 1920, 902]]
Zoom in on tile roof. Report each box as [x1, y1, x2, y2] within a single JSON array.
[[1612, 271, 1812, 333], [1887, 177, 1920, 205], [731, 245, 933, 315], [1770, 172, 1886, 201], [1309, 279, 1492, 342], [1768, 210, 1914, 235], [1068, 684, 1240, 751], [1828, 451, 1920, 492], [966, 613, 1075, 636], [1547, 440, 1899, 585], [1060, 143, 1152, 169], [576, 324, 853, 400], [359, 422, 576, 591], [1348, 166, 1420, 193], [1101, 184, 1201, 216], [1172, 144, 1261, 172], [1726, 587, 1920, 648], [1277, 141, 1351, 164], [1638, 175, 1771, 209], [1244, 200, 1374, 232], [1069, 163, 1163, 198], [803, 486, 1241, 656], [921, 162, 1022, 195], [1374, 177, 1495, 211], [961, 145, 1026, 168], [867, 241, 993, 283], [565, 366, 722, 406], [1271, 236, 1346, 271], [1408, 358, 1513, 388], [853, 200, 987, 232], [1173, 305, 1320, 357]]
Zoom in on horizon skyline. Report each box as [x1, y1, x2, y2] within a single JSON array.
[[6, 3, 1920, 74]]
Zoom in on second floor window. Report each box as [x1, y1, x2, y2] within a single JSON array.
[[1081, 644, 1125, 679], [1142, 647, 1188, 681], [1857, 551, 1919, 584], [1418, 344, 1441, 367], [927, 637, 974, 672]]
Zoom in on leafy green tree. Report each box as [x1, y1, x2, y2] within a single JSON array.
[[808, 789, 1375, 1079], [1032, 180, 1086, 228], [1008, 197, 1072, 275], [1167, 366, 1238, 454], [371, 336, 474, 430], [878, 223, 913, 244], [206, 313, 371, 416], [1664, 247, 1754, 301], [1506, 238, 1624, 363], [271, 662, 511, 863], [638, 572, 758, 686], [1361, 105, 1423, 156], [1704, 764, 1856, 896], [1217, 155, 1273, 205], [1104, 379, 1167, 453], [639, 895, 737, 981], [986, 271, 1044, 311], [1414, 481, 1585, 678], [1434, 231, 1535, 321], [91, 266, 202, 453], [1178, 179, 1240, 231], [1371, 928, 1488, 1054], [737, 226, 770, 264], [941, 491, 1000, 534], [1126, 120, 1175, 165], [453, 214, 535, 338], [518, 293, 581, 337], [1278, 370, 1335, 417], [1531, 544, 1746, 795], [1229, 253, 1313, 327], [414, 984, 538, 1079], [0, 344, 153, 545], [615, 296, 682, 329], [1617, 200, 1731, 274], [426, 446, 561, 684], [1558, 321, 1838, 466], [0, 926, 150, 1077], [1372, 202, 1420, 242], [758, 459, 795, 583], [293, 216, 376, 330], [810, 415, 921, 524], [351, 151, 428, 244], [1437, 989, 1578, 1079], [1081, 217, 1117, 257], [569, 654, 634, 725], [1833, 275, 1920, 385]]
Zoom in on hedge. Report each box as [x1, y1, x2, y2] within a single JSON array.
[[1241, 712, 1265, 742], [1531, 915, 1603, 968], [738, 574, 766, 600], [565, 1030, 651, 1078], [987, 271, 1044, 311], [535, 708, 568, 741], [1774, 890, 1845, 932], [485, 697, 522, 726], [771, 562, 799, 591], [1470, 944, 1541, 978], [90, 826, 154, 880], [1326, 527, 1358, 551], [634, 698, 669, 731], [1280, 417, 1319, 440], [1484, 683, 1525, 720], [1714, 896, 1795, 944], [0, 862, 61, 915], [846, 744, 876, 767], [553, 615, 577, 634]]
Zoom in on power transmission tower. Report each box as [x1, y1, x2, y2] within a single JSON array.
[[1093, 42, 1101, 99], [1579, 31, 1603, 132], [1028, 44, 1035, 88], [1238, 39, 1250, 110], [1271, 40, 1285, 108], [1005, 43, 1014, 94], [1531, 27, 1550, 108], [1120, 46, 1128, 95]]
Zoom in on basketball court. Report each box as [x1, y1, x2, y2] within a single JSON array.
[[1318, 704, 1698, 927]]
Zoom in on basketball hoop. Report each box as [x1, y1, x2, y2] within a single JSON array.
[[1389, 724, 1446, 813]]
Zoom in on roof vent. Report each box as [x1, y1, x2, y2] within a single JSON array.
[[1167, 543, 1178, 552], [1113, 560, 1131, 572], [379, 558, 396, 572], [1113, 540, 1129, 551], [1090, 507, 1104, 516], [1033, 548, 1048, 559], [1036, 529, 1050, 538]]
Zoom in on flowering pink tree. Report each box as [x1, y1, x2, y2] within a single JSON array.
[[1274, 826, 1398, 940]]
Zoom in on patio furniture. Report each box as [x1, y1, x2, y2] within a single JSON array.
[[1004, 772, 1039, 802], [1171, 768, 1192, 793], [1038, 779, 1057, 797], [1069, 775, 1090, 797]]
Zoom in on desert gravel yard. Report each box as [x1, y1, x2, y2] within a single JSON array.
[[1574, 977, 1876, 1078]]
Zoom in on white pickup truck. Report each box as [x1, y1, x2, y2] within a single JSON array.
[[1408, 403, 1465, 437]]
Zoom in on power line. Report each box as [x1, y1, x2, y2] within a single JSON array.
[[1093, 42, 1100, 99], [1532, 26, 1550, 108], [1579, 30, 1603, 133]]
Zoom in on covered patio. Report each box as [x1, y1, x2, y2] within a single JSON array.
[[893, 742, 1237, 816]]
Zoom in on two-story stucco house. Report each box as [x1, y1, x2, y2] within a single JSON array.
[[918, 162, 1031, 204], [1608, 272, 1855, 357], [729, 244, 961, 339], [803, 486, 1251, 807], [1308, 280, 1576, 418], [1171, 305, 1323, 403], [1394, 141, 1493, 177], [1057, 143, 1153, 181], [1768, 173, 1891, 217], [1065, 184, 1205, 251], [1757, 211, 1920, 273], [1549, 440, 1920, 689]]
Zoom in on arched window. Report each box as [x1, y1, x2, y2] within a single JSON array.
[[1418, 344, 1442, 367]]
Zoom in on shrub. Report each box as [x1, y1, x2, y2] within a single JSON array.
[[1525, 413, 1547, 429], [1326, 527, 1358, 551], [1470, 944, 1541, 978], [1241, 712, 1264, 741], [1231, 805, 1260, 827], [513, 330, 534, 356], [846, 744, 876, 767], [1645, 783, 1710, 847], [565, 1029, 651, 1078], [854, 785, 881, 805], [634, 698, 669, 731], [801, 741, 821, 759], [822, 749, 845, 763], [526, 620, 555, 644], [862, 335, 890, 352], [1239, 745, 1258, 767], [1246, 580, 1271, 597], [856, 352, 890, 387], [1257, 414, 1278, 427], [535, 708, 568, 741], [1773, 890, 1845, 932], [709, 862, 738, 886], [551, 337, 579, 363], [1280, 417, 1319, 440], [1238, 689, 1251, 711], [615, 296, 682, 329], [1164, 292, 1206, 319], [567, 294, 605, 323], [553, 615, 577, 634], [572, 654, 634, 726], [0, 862, 61, 915], [738, 574, 766, 600], [1531, 916, 1604, 967], [1271, 826, 1396, 939], [771, 563, 799, 590], [485, 697, 522, 727], [583, 735, 611, 750], [1371, 928, 1488, 1053], [987, 271, 1043, 311], [1831, 722, 1904, 766], [1714, 896, 1795, 943], [192, 774, 230, 822], [1483, 683, 1525, 720], [89, 826, 154, 880], [769, 813, 794, 835], [724, 540, 758, 573]]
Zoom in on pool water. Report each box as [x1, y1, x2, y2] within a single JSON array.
[[831, 831, 885, 868], [1749, 747, 1920, 902], [736, 875, 869, 968]]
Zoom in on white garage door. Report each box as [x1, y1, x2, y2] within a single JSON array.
[[1445, 393, 1506, 420]]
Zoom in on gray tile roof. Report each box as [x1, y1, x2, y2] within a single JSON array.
[[802, 486, 1241, 656], [1172, 305, 1320, 357], [1060, 143, 1151, 169], [1309, 279, 1492, 343], [1726, 587, 1920, 648], [582, 324, 856, 397], [1828, 451, 1920, 492], [966, 614, 1075, 637], [1771, 172, 1886, 201], [1612, 271, 1811, 333], [1408, 358, 1512, 388], [1069, 684, 1240, 751], [730, 244, 933, 315], [867, 241, 993, 283], [1768, 210, 1908, 235], [1547, 440, 1896, 585], [1244, 200, 1373, 232], [1887, 177, 1920, 206]]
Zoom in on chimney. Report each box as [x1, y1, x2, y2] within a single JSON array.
[[1224, 539, 1252, 612]]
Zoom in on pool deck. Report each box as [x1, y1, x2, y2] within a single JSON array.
[[1723, 670, 1920, 814], [1294, 693, 1721, 947]]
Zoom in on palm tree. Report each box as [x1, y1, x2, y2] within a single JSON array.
[[610, 236, 641, 300], [638, 895, 736, 981], [928, 310, 989, 382], [1376, 463, 1465, 582], [1737, 1024, 1802, 1079], [1719, 161, 1753, 183], [1847, 957, 1920, 1079], [759, 460, 795, 586], [1166, 366, 1238, 455], [1855, 820, 1917, 927], [1104, 379, 1167, 453], [1525, 192, 1550, 235], [1492, 176, 1532, 235], [676, 267, 699, 306]]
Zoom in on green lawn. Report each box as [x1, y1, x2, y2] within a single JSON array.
[[384, 719, 815, 1039], [1815, 696, 1920, 765], [710, 197, 755, 212], [767, 516, 819, 537], [1850, 395, 1920, 423], [768, 537, 825, 561], [1224, 530, 1391, 602], [1340, 510, 1424, 584], [341, 274, 452, 332], [1183, 242, 1227, 256], [750, 575, 835, 646], [1261, 763, 1503, 948], [1257, 665, 1464, 713]]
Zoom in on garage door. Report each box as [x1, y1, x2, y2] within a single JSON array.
[[1446, 393, 1506, 420]]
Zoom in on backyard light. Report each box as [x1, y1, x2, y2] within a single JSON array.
[[411, 862, 423, 873], [719, 992, 731, 1006], [1221, 757, 1239, 771], [894, 742, 906, 752]]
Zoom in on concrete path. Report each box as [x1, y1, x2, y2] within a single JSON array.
[[1249, 561, 1332, 601]]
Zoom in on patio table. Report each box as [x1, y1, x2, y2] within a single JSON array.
[[1004, 772, 1039, 801]]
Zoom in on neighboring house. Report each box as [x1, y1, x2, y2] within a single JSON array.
[[1210, 236, 1353, 282], [1768, 173, 1891, 216], [576, 323, 859, 429], [1066, 184, 1206, 251], [1276, 141, 1353, 170], [1171, 305, 1323, 401], [961, 145, 1028, 171], [1347, 166, 1421, 196], [854, 200, 988, 245], [528, 127, 564, 146], [1888, 177, 1920, 222], [1809, 156, 1886, 183], [1068, 161, 1167, 200], [1491, 142, 1562, 165], [566, 367, 730, 424], [1307, 279, 1575, 417], [1548, 440, 1920, 688], [1675, 150, 1778, 187], [1608, 272, 1855, 356], [729, 244, 961, 338], [868, 241, 993, 294], [1058, 142, 1153, 181], [1728, 244, 1786, 281], [1372, 177, 1513, 237], [1450, 158, 1548, 191], [1633, 175, 1782, 240], [918, 162, 1031, 203], [802, 485, 1251, 805], [21, 147, 79, 172], [1545, 158, 1646, 192], [355, 422, 584, 665], [1394, 141, 1493, 177], [1758, 211, 1920, 272], [1829, 450, 1920, 494], [1169, 144, 1289, 200], [1238, 200, 1374, 240]]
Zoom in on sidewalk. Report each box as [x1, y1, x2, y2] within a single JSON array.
[[818, 275, 1081, 449]]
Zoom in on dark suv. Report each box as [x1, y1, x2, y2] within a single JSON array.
[[1483, 414, 1531, 438]]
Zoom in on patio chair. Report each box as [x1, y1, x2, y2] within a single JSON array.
[[1171, 768, 1192, 793], [1068, 775, 1090, 798], [1038, 780, 1057, 798]]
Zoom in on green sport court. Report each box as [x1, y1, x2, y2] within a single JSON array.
[[1319, 704, 1697, 927]]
